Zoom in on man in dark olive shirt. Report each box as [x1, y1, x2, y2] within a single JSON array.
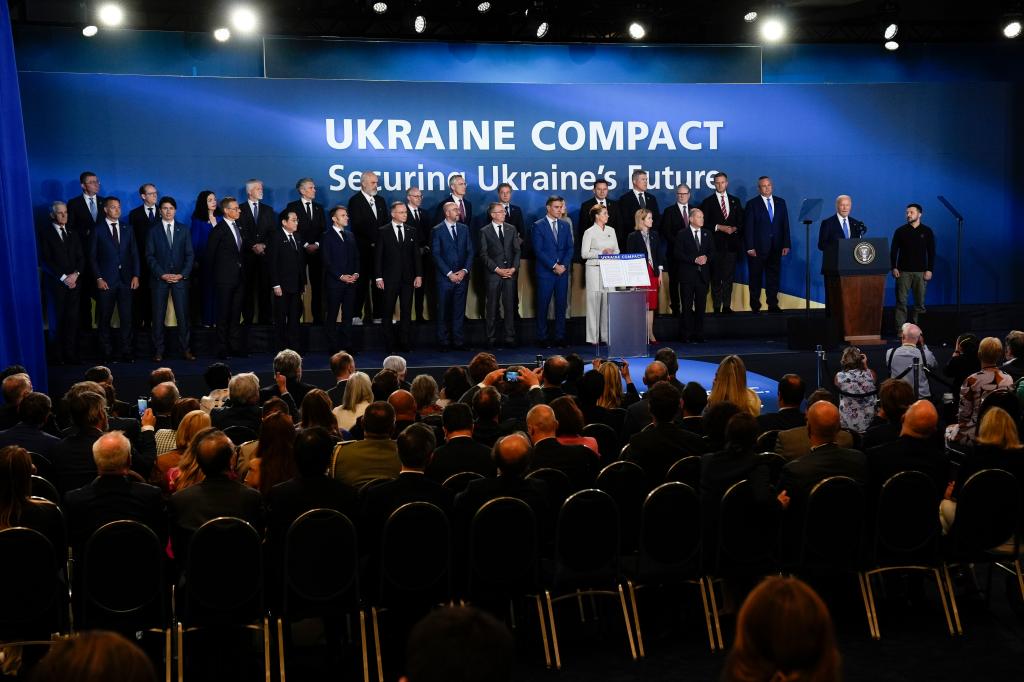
[[890, 203, 936, 329]]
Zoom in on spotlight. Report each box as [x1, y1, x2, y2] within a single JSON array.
[[82, 24, 99, 37], [477, 1, 492, 12], [883, 23, 898, 40], [214, 27, 231, 42], [373, 2, 388, 13], [97, 3, 124, 27], [536, 21, 549, 38], [628, 22, 646, 40], [1004, 20, 1022, 38], [884, 40, 899, 51], [744, 11, 758, 23], [414, 15, 427, 33], [230, 7, 258, 33], [760, 17, 785, 42]]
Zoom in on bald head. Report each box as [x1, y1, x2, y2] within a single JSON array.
[[901, 400, 938, 439], [493, 432, 532, 477], [902, 323, 922, 344], [806, 401, 840, 447], [526, 404, 557, 441], [643, 361, 668, 387], [92, 431, 131, 473], [388, 389, 417, 421]]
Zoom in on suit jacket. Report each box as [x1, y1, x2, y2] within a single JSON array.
[[128, 204, 161, 259], [453, 475, 548, 529], [0, 422, 62, 461], [674, 225, 716, 284], [37, 222, 84, 285], [431, 222, 474, 277], [327, 380, 348, 409], [169, 474, 264, 555], [66, 194, 101, 244], [375, 223, 422, 287], [866, 436, 950, 499], [479, 222, 521, 274], [146, 220, 194, 283], [323, 226, 360, 284], [743, 195, 791, 255], [405, 204, 429, 253], [700, 193, 745, 253], [531, 217, 574, 275], [426, 436, 496, 482], [617, 189, 661, 230], [660, 203, 693, 254], [433, 194, 472, 230], [531, 437, 597, 491], [238, 200, 277, 246], [286, 199, 327, 248], [775, 425, 854, 460], [757, 408, 806, 434], [579, 197, 620, 235], [625, 230, 665, 272], [210, 403, 262, 433], [627, 422, 708, 486], [63, 475, 167, 550], [776, 444, 866, 506], [818, 215, 867, 273], [266, 228, 307, 294], [330, 437, 401, 488], [1002, 357, 1024, 383], [89, 219, 139, 285], [54, 427, 105, 495], [346, 192, 389, 254], [205, 220, 247, 286], [360, 471, 454, 549], [259, 379, 315, 409], [266, 474, 358, 542]]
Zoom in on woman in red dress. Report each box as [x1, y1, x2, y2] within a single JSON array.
[[625, 208, 664, 344]]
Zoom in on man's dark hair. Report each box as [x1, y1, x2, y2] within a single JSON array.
[[1, 365, 28, 382], [1006, 331, 1024, 360], [647, 381, 682, 423], [778, 374, 806, 407], [69, 391, 106, 429], [150, 367, 175, 388], [577, 369, 605, 408], [564, 353, 585, 382], [654, 347, 679, 375], [405, 606, 514, 682], [682, 381, 708, 415], [158, 196, 177, 209], [79, 171, 96, 185], [877, 378, 914, 422], [906, 203, 923, 213], [703, 401, 741, 445], [84, 366, 112, 384], [543, 356, 569, 385], [371, 369, 400, 401], [362, 401, 396, 437], [329, 351, 354, 377], [293, 427, 334, 477], [550, 396, 584, 436], [442, 402, 474, 432], [807, 388, 837, 407], [397, 423, 436, 469], [545, 195, 565, 207], [713, 171, 729, 181], [203, 362, 231, 390], [195, 430, 234, 476], [725, 413, 759, 451], [102, 196, 120, 209], [17, 392, 51, 426], [467, 353, 499, 384], [472, 386, 501, 423], [150, 382, 179, 415], [594, 177, 609, 188], [219, 196, 238, 212]]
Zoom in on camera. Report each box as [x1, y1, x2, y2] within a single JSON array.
[[136, 397, 149, 413], [505, 370, 519, 382], [535, 354, 544, 368]]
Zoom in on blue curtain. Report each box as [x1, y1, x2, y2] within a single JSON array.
[[0, 3, 48, 391]]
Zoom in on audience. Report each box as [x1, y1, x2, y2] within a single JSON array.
[[0, 391, 60, 460], [886, 322, 937, 398], [702, 401, 742, 452], [333, 371, 372, 431], [756, 374, 806, 434], [622, 361, 670, 438], [861, 378, 915, 450], [383, 354, 412, 391], [470, 386, 504, 448], [245, 412, 297, 496], [153, 409, 210, 492], [388, 389, 420, 436], [774, 389, 854, 460], [944, 333, 980, 390], [299, 388, 341, 440], [834, 345, 877, 433], [259, 349, 316, 406], [30, 630, 158, 682], [0, 445, 63, 549], [866, 399, 949, 499], [327, 351, 355, 407], [411, 374, 443, 418], [402, 606, 514, 682], [595, 360, 640, 410], [331, 401, 400, 487], [1002, 330, 1024, 382], [526, 404, 596, 491], [371, 368, 401, 401], [654, 347, 686, 393], [454, 432, 547, 524], [210, 372, 262, 433], [708, 354, 761, 416], [549, 395, 598, 455], [948, 336, 1014, 444], [437, 366, 471, 409], [155, 395, 198, 456], [540, 355, 570, 403], [626, 381, 705, 485], [426, 403, 496, 482], [199, 362, 232, 413], [0, 372, 32, 429]]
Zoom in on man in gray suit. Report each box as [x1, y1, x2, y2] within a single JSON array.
[[479, 202, 521, 349]]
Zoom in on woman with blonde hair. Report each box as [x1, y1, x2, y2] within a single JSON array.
[[168, 426, 216, 493], [596, 360, 640, 409], [948, 336, 1013, 444], [154, 409, 211, 493], [624, 208, 664, 344], [708, 354, 761, 416], [333, 371, 372, 432]]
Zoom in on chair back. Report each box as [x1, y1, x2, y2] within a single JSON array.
[[755, 452, 787, 484], [681, 416, 705, 435], [182, 517, 263, 626], [716, 479, 780, 575], [283, 509, 360, 617], [799, 476, 865, 572], [581, 422, 620, 465], [665, 455, 701, 489], [28, 451, 57, 485], [223, 425, 259, 446], [0, 527, 60, 639], [442, 471, 484, 494], [873, 471, 941, 561], [595, 460, 648, 553], [234, 440, 259, 479], [81, 520, 165, 630], [379, 502, 450, 606], [756, 430, 779, 452], [555, 489, 620, 577], [948, 468, 1021, 556], [30, 475, 60, 504], [640, 482, 701, 569], [979, 389, 1021, 425], [526, 467, 572, 513], [468, 497, 538, 597]]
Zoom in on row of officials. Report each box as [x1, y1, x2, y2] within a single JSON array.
[[38, 168, 935, 363]]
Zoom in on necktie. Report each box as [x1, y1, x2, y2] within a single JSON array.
[[305, 202, 313, 223], [148, 207, 155, 220], [693, 229, 701, 248], [110, 222, 119, 246], [252, 202, 259, 221], [369, 197, 377, 218], [458, 199, 466, 222], [59, 226, 67, 242], [88, 196, 96, 220], [397, 225, 404, 243], [682, 206, 689, 229], [497, 224, 504, 242], [638, 193, 646, 209], [550, 220, 558, 240], [166, 224, 174, 248], [503, 204, 510, 216], [598, 200, 605, 206], [450, 225, 457, 241], [720, 195, 728, 219], [766, 197, 774, 222], [842, 217, 850, 239], [412, 208, 419, 223], [289, 234, 297, 252], [230, 221, 240, 250]]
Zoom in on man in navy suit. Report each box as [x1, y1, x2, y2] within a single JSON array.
[[267, 209, 307, 353], [89, 197, 139, 362], [67, 171, 102, 330], [238, 178, 277, 326], [375, 202, 423, 353], [128, 183, 161, 331], [617, 169, 661, 232], [817, 194, 867, 313], [37, 201, 83, 364], [532, 196, 574, 348], [145, 196, 194, 362], [675, 208, 716, 343], [323, 205, 361, 353], [432, 201, 475, 351], [285, 178, 327, 324], [743, 176, 791, 313]]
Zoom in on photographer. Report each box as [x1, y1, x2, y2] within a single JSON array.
[[885, 323, 937, 399], [834, 346, 877, 433]]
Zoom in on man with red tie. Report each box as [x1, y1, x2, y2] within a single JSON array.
[[700, 172, 744, 314]]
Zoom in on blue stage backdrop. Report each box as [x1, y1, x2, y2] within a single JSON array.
[[18, 73, 1020, 306]]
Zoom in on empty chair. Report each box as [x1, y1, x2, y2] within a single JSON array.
[[581, 422, 620, 465], [596, 460, 649, 555], [442, 471, 485, 494], [665, 455, 701, 489], [222, 425, 259, 447], [29, 451, 57, 486], [0, 527, 65, 654]]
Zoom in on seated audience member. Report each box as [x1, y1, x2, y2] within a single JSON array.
[[300, 388, 342, 440], [211, 372, 262, 433], [331, 401, 401, 487], [333, 371, 372, 432], [527, 404, 596, 491], [720, 576, 840, 682], [169, 429, 263, 557], [866, 399, 949, 497], [774, 389, 855, 460], [259, 350, 317, 406], [576, 369, 610, 426], [708, 354, 761, 417], [262, 396, 291, 421], [539, 355, 570, 403], [454, 432, 548, 525], [361, 424, 454, 550], [0, 445, 64, 549], [153, 409, 210, 493], [941, 406, 1024, 535], [371, 368, 401, 401], [0, 391, 60, 460], [702, 401, 742, 452], [948, 336, 1014, 444], [148, 381, 179, 432], [327, 351, 355, 408], [155, 397, 200, 456], [756, 374, 807, 434], [681, 381, 709, 430], [494, 366, 544, 427], [30, 630, 158, 682], [622, 361, 670, 439], [245, 412, 297, 496], [402, 606, 514, 682], [471, 386, 504, 448], [596, 360, 640, 410], [944, 333, 980, 391], [167, 426, 209, 493], [654, 347, 686, 393], [0, 372, 31, 429], [266, 426, 358, 542], [627, 382, 705, 485], [411, 374, 443, 418], [550, 396, 598, 456], [885, 322, 937, 398], [149, 367, 176, 388], [389, 389, 419, 435], [563, 353, 585, 397], [426, 403, 496, 482], [437, 366, 471, 409], [1002, 329, 1024, 382], [199, 362, 232, 413], [464, 353, 500, 394], [860, 378, 915, 450], [383, 355, 412, 391], [64, 431, 166, 551], [835, 346, 877, 434]]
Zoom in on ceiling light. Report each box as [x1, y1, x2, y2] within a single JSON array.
[[760, 17, 785, 42], [97, 3, 124, 27], [477, 2, 492, 12], [1004, 20, 1022, 38], [214, 27, 231, 42], [536, 21, 549, 38], [744, 11, 758, 23], [628, 22, 646, 40], [883, 23, 898, 40], [884, 40, 899, 51], [414, 15, 427, 33], [373, 2, 388, 13], [82, 24, 99, 37], [230, 7, 258, 33]]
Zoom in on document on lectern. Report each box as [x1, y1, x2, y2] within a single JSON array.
[[599, 253, 651, 288]]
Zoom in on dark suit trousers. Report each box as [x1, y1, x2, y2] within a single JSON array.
[[215, 280, 245, 354], [415, 253, 437, 322], [273, 290, 302, 351], [304, 249, 323, 324], [436, 275, 468, 345], [134, 263, 152, 329], [667, 257, 682, 314], [535, 272, 569, 341], [486, 275, 516, 343], [355, 244, 383, 322], [382, 282, 414, 351], [711, 251, 737, 311], [243, 251, 271, 325], [681, 276, 709, 338], [96, 282, 133, 355], [325, 282, 356, 351], [151, 280, 190, 355], [43, 279, 80, 361], [747, 246, 782, 310]]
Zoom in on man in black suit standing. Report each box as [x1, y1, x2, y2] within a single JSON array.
[[128, 183, 160, 331], [145, 196, 195, 362], [661, 184, 695, 316], [479, 203, 521, 349], [617, 169, 661, 232], [285, 178, 326, 325], [817, 194, 867, 313], [323, 206, 361, 353], [675, 208, 715, 343], [375, 202, 423, 354], [66, 171, 102, 331], [37, 201, 83, 364], [267, 209, 307, 352], [238, 178, 277, 326], [700, 172, 745, 314], [405, 186, 435, 324], [347, 170, 389, 325], [578, 178, 619, 253], [206, 197, 249, 358], [743, 176, 791, 313]]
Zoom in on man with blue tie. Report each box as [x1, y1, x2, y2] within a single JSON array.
[[532, 196, 574, 348], [743, 176, 791, 313], [323, 205, 360, 353], [432, 201, 475, 352], [89, 197, 140, 362], [145, 196, 194, 362], [817, 195, 867, 314]]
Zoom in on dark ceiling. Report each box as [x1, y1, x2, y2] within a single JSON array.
[[8, 0, 1024, 44]]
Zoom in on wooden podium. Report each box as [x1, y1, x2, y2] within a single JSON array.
[[823, 238, 890, 346]]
